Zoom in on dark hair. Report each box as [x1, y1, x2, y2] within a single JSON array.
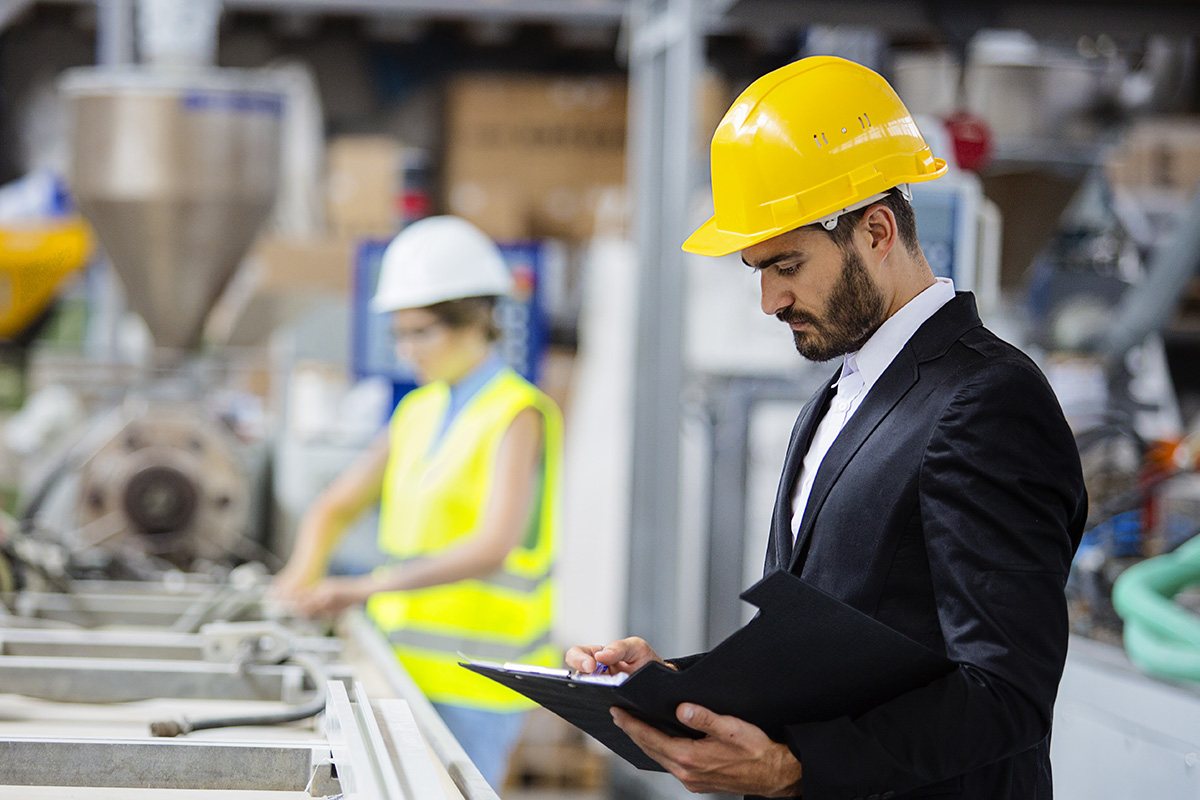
[[823, 188, 920, 258], [425, 296, 501, 342]]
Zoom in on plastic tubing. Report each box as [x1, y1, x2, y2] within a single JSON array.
[[1112, 535, 1200, 681]]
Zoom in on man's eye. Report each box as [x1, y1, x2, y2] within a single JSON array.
[[776, 263, 802, 276]]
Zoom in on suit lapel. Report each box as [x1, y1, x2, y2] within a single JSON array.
[[789, 348, 919, 572], [768, 371, 838, 572], [774, 292, 985, 574]]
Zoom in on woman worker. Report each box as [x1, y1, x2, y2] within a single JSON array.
[[272, 215, 562, 788]]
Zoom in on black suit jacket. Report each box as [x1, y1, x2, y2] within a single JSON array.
[[745, 293, 1087, 800]]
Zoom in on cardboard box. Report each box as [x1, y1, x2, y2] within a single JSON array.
[[326, 136, 404, 239], [248, 235, 358, 294], [443, 74, 628, 242], [1106, 116, 1200, 194], [211, 235, 359, 347]]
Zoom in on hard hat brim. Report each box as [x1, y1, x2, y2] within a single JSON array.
[[681, 216, 776, 258], [682, 161, 948, 258], [370, 281, 512, 314]]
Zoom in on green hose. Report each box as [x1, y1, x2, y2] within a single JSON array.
[[1112, 535, 1200, 681]]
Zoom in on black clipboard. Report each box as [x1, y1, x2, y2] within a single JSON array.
[[461, 570, 954, 771]]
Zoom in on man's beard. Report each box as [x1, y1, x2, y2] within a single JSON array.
[[777, 247, 887, 362]]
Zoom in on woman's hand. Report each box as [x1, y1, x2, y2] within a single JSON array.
[[289, 575, 378, 618], [269, 560, 321, 605]]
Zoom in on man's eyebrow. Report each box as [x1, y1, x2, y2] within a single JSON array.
[[742, 251, 805, 271]]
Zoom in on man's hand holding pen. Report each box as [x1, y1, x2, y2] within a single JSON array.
[[565, 636, 802, 797], [565, 636, 673, 676]]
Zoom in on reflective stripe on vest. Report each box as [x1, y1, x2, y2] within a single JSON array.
[[386, 556, 554, 594], [388, 628, 555, 662], [368, 367, 562, 711]]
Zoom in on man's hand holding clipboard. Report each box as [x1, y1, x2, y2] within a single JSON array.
[[566, 637, 805, 797], [462, 571, 952, 796]]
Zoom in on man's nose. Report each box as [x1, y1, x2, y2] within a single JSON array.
[[760, 272, 794, 317]]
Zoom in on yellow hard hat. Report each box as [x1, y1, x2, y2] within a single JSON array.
[[683, 56, 947, 257]]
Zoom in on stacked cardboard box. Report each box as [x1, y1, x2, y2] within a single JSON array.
[[325, 135, 406, 239], [1107, 117, 1200, 196], [215, 235, 358, 347], [442, 71, 732, 244], [444, 74, 628, 242]]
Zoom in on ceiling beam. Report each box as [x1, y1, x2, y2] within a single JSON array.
[[0, 0, 35, 32]]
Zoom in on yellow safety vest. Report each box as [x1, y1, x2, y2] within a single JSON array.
[[366, 367, 561, 711]]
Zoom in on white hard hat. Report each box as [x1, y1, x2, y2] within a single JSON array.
[[371, 216, 512, 313]]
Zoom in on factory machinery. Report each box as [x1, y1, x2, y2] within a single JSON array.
[[0, 570, 499, 799], [15, 62, 278, 575], [0, 3, 502, 795], [6, 0, 295, 574]]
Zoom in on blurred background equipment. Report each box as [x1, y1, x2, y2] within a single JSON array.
[[0, 0, 1196, 797], [0, 217, 90, 411], [13, 2, 284, 574]]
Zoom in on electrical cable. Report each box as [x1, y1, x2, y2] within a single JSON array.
[[17, 455, 78, 537], [149, 651, 329, 737]]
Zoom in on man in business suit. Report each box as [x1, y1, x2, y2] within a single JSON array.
[[566, 57, 1087, 799]]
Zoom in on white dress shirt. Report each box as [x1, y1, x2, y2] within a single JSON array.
[[790, 278, 956, 542]]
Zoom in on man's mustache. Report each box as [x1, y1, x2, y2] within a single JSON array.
[[776, 308, 819, 327]]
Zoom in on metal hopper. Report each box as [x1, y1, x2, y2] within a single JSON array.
[[62, 68, 282, 352]]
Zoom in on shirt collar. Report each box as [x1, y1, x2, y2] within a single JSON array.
[[447, 352, 507, 409], [842, 278, 956, 389]]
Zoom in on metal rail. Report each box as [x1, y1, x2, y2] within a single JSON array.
[[0, 626, 340, 660], [0, 655, 348, 703], [0, 584, 490, 797], [343, 611, 501, 800], [0, 737, 322, 790]]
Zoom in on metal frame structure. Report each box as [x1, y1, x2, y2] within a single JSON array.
[[14, 0, 1193, 36], [0, 582, 500, 800], [343, 612, 503, 800], [0, 654, 341, 703], [1, 737, 322, 791], [697, 375, 826, 645], [625, 0, 703, 662], [1, 681, 453, 796], [0, 626, 339, 659]]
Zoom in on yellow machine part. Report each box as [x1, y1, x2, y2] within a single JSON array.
[[0, 218, 92, 340]]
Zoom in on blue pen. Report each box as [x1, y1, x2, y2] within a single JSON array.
[[569, 661, 609, 679]]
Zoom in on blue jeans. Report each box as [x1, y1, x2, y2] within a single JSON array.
[[432, 702, 527, 789]]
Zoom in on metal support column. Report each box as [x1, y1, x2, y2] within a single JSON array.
[[97, 0, 135, 66], [620, 4, 705, 798], [91, 0, 136, 364], [625, 0, 702, 661]]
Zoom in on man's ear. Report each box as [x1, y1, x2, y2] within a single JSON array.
[[862, 204, 897, 262]]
